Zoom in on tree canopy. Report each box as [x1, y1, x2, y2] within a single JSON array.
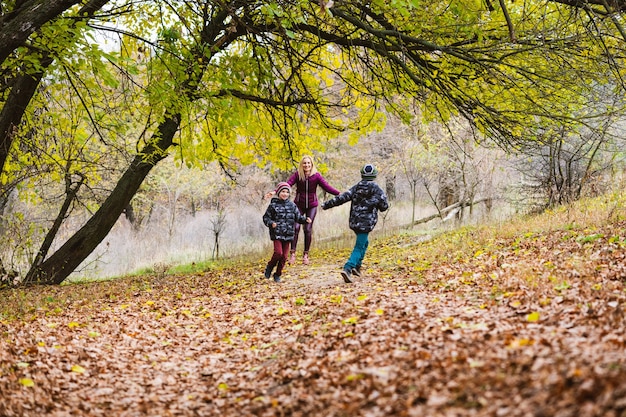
[[1, 0, 626, 284]]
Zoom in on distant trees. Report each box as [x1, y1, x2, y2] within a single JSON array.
[[514, 123, 619, 211], [2, 1, 626, 284]]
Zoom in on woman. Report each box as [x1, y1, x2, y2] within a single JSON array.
[[287, 155, 340, 264], [267, 155, 340, 265]]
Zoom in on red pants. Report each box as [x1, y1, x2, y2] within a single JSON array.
[[267, 240, 291, 276]]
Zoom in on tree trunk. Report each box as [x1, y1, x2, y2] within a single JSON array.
[[0, 0, 84, 66], [24, 172, 84, 282], [385, 175, 396, 200], [24, 115, 180, 285], [413, 198, 490, 226], [0, 71, 46, 174]]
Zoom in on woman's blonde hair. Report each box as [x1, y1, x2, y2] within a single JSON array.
[[297, 155, 317, 180]]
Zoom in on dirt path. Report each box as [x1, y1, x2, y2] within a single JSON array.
[[279, 261, 349, 289]]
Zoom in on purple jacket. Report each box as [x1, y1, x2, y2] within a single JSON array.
[[286, 172, 340, 209]]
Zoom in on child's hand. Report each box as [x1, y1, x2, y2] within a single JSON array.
[[306, 217, 312, 223], [264, 191, 275, 200], [272, 222, 277, 228]]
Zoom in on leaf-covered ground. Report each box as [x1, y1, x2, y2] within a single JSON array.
[[1, 203, 626, 416]]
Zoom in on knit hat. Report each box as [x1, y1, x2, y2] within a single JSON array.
[[276, 182, 291, 195], [360, 164, 378, 180]]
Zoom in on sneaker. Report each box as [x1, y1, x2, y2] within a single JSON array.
[[351, 267, 361, 278], [303, 253, 309, 265], [288, 252, 296, 265], [264, 265, 272, 279], [340, 269, 352, 283], [273, 274, 281, 283]]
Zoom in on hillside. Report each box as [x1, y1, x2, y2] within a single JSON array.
[[1, 193, 625, 416]]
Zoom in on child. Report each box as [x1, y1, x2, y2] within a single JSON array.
[[321, 164, 389, 283], [263, 182, 311, 282]]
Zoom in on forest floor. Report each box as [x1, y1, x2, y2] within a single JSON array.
[[1, 196, 626, 417]]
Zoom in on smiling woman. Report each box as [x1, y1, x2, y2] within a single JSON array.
[[284, 155, 340, 265]]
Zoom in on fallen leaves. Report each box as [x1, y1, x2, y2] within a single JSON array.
[[1, 218, 626, 416]]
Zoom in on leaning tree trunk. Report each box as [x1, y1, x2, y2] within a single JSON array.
[[24, 115, 181, 285], [23, 173, 84, 282], [0, 70, 46, 174]]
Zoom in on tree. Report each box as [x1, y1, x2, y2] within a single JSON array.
[[3, 0, 626, 284], [514, 122, 618, 211], [0, 0, 109, 174]]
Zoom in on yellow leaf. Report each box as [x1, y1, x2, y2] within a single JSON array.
[[19, 378, 35, 387], [71, 365, 86, 374], [375, 308, 384, 315], [88, 331, 100, 338], [508, 338, 534, 348], [67, 321, 80, 329], [526, 312, 540, 322]]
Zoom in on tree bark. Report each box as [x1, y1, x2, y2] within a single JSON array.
[[0, 0, 83, 66], [0, 69, 47, 174], [24, 115, 180, 285]]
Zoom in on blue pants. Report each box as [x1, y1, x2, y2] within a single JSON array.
[[344, 232, 369, 270]]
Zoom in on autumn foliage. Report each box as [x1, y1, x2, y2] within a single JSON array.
[[1, 194, 626, 416]]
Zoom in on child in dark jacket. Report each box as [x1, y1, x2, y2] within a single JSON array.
[[263, 182, 311, 282], [322, 164, 389, 283]]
